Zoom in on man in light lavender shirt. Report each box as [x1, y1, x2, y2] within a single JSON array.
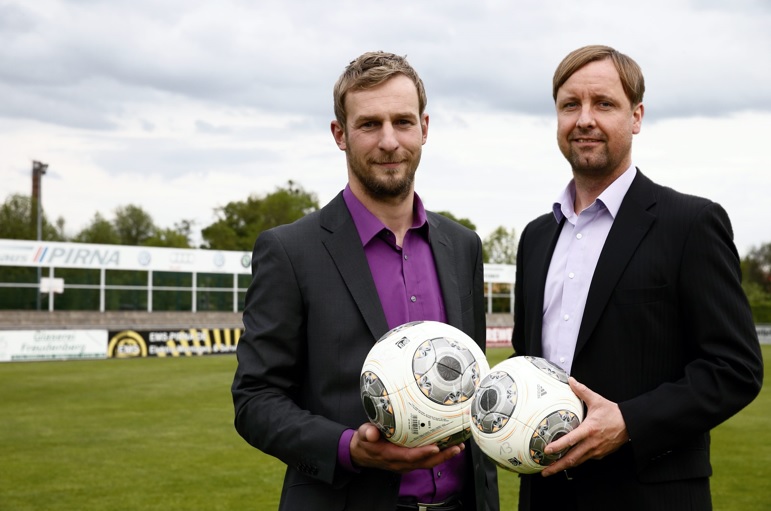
[[233, 51, 499, 511], [512, 45, 762, 510]]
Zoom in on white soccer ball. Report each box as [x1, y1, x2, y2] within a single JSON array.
[[469, 356, 584, 474], [360, 321, 490, 448]]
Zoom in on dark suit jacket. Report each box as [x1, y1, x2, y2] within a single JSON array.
[[513, 171, 763, 506], [233, 191, 499, 511]]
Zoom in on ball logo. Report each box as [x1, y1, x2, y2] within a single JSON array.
[[107, 330, 148, 358], [137, 251, 151, 267]]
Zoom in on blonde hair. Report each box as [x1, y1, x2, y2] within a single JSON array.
[[553, 45, 645, 106]]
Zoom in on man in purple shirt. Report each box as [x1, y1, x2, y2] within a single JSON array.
[[232, 51, 499, 511]]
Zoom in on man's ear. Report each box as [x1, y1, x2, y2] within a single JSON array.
[[632, 103, 644, 135], [331, 120, 347, 150]]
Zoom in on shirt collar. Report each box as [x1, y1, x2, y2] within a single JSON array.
[[343, 184, 429, 245], [552, 165, 637, 223]]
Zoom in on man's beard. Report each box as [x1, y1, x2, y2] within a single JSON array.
[[566, 148, 615, 179], [562, 129, 631, 180], [348, 149, 420, 201]]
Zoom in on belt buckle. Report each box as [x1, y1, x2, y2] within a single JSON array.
[[416, 498, 460, 511]]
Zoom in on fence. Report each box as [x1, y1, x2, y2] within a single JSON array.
[[0, 239, 516, 314]]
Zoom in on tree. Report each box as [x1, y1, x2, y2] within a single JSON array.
[[482, 226, 517, 264], [0, 193, 64, 241], [113, 204, 156, 245], [742, 243, 771, 294], [742, 242, 771, 323], [436, 211, 477, 232], [73, 212, 120, 245], [201, 180, 319, 251], [144, 220, 194, 248]]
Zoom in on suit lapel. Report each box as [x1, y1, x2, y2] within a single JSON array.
[[529, 216, 566, 356], [575, 171, 657, 356], [427, 217, 462, 330], [320, 193, 389, 341]]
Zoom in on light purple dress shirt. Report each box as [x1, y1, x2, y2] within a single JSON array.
[[542, 165, 636, 373], [337, 185, 468, 503]]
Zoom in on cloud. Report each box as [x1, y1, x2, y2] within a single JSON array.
[[1, 0, 769, 255], [1, 0, 769, 131]]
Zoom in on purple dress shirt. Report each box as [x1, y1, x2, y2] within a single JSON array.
[[337, 185, 468, 503]]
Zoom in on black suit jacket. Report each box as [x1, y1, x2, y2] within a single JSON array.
[[513, 171, 763, 504], [233, 191, 499, 511]]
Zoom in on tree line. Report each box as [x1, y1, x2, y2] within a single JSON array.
[[0, 180, 518, 264]]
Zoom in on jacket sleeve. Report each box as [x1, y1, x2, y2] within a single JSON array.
[[231, 229, 346, 485], [619, 202, 764, 467]]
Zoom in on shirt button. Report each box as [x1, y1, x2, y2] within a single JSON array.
[[404, 254, 408, 260], [559, 357, 565, 363], [576, 233, 583, 239], [563, 314, 569, 321], [410, 296, 417, 302], [568, 272, 575, 279], [437, 471, 442, 478]]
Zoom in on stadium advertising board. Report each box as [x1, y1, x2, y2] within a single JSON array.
[[0, 329, 108, 362], [0, 239, 252, 274], [758, 324, 771, 344], [107, 328, 242, 358], [483, 264, 516, 283], [486, 327, 513, 348]]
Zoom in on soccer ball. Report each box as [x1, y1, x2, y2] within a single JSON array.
[[469, 356, 584, 474], [360, 321, 490, 448]]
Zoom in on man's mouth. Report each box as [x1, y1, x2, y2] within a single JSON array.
[[374, 160, 403, 167]]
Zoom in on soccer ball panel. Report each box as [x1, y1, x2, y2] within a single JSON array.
[[360, 370, 396, 439], [471, 370, 517, 433], [360, 321, 490, 448], [413, 338, 482, 405]]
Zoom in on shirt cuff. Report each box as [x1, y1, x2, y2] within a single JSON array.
[[337, 428, 360, 473]]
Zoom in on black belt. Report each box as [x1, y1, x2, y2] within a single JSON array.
[[396, 496, 463, 511]]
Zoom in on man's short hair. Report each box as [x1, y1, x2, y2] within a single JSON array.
[[333, 51, 427, 130], [553, 45, 645, 107]]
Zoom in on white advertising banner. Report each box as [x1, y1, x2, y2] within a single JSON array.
[[757, 324, 771, 345], [0, 239, 252, 274], [0, 329, 108, 362], [483, 264, 516, 284], [486, 326, 513, 348]]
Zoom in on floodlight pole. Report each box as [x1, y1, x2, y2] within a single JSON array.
[[32, 160, 48, 311]]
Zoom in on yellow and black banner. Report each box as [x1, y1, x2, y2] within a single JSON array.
[[107, 328, 241, 358]]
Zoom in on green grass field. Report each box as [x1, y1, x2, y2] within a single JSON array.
[[1, 346, 768, 510]]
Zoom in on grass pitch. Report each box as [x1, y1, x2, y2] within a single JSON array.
[[0, 346, 768, 510]]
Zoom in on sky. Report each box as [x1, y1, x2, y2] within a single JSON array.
[[2, 0, 770, 256]]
